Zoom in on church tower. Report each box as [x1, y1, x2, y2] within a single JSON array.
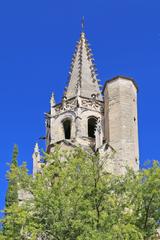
[[33, 21, 139, 175], [45, 27, 104, 153]]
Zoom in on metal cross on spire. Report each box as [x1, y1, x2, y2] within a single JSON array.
[[81, 16, 85, 32]]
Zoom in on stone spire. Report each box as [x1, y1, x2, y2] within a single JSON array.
[[32, 143, 41, 177], [50, 92, 56, 107], [65, 22, 103, 101], [50, 92, 56, 115]]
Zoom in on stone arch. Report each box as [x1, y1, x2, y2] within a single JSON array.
[[80, 110, 103, 138], [50, 112, 76, 143]]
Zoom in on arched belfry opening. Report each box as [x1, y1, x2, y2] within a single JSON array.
[[63, 119, 71, 139], [88, 117, 97, 138]]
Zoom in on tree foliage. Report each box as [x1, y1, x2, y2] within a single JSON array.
[[1, 147, 160, 239], [5, 144, 19, 209]]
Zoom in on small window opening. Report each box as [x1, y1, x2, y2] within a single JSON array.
[[88, 117, 97, 138], [63, 119, 71, 139]]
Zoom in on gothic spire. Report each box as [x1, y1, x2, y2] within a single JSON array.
[[64, 22, 103, 101]]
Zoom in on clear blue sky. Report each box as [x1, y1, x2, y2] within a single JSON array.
[[0, 0, 160, 213]]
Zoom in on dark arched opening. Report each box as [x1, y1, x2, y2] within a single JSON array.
[[63, 119, 71, 139], [88, 117, 97, 138]]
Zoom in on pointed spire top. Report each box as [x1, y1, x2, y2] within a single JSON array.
[[34, 143, 40, 154], [32, 143, 41, 177], [81, 16, 85, 33], [50, 92, 56, 107], [64, 21, 103, 101]]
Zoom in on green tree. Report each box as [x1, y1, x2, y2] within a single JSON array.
[[1, 147, 160, 239], [2, 161, 30, 240], [5, 144, 19, 208], [2, 144, 20, 238]]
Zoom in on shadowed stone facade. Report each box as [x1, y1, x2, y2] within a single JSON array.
[[33, 28, 139, 175]]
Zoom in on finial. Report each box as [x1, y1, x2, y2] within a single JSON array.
[[81, 16, 85, 32], [32, 143, 41, 177], [34, 143, 40, 154], [50, 92, 56, 107]]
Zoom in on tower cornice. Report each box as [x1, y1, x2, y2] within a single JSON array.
[[102, 75, 138, 94]]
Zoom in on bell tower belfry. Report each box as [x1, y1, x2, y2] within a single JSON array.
[[33, 20, 139, 175]]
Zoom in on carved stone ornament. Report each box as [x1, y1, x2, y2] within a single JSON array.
[[81, 98, 104, 112]]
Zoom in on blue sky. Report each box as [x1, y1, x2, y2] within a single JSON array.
[[0, 0, 160, 213]]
